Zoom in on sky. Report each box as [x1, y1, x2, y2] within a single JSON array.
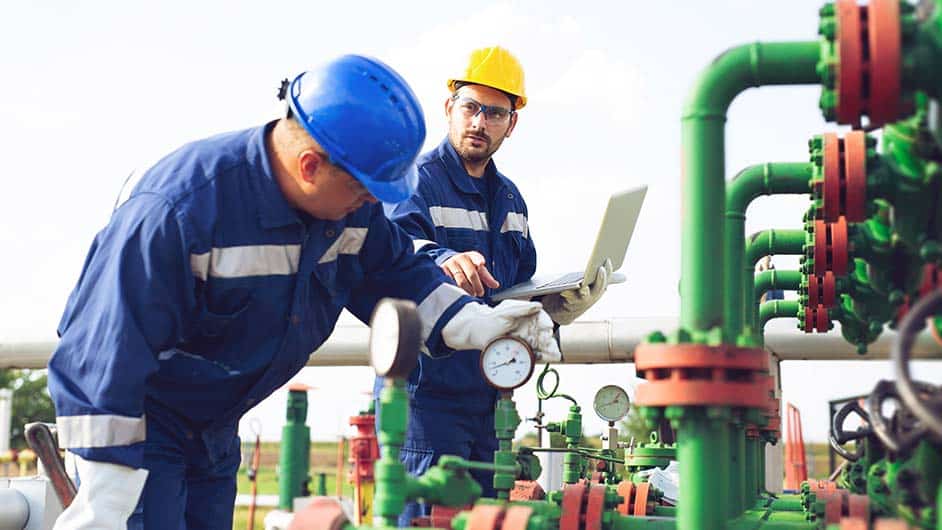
[[1, 1, 940, 449]]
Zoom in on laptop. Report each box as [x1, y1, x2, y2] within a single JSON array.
[[492, 185, 647, 301]]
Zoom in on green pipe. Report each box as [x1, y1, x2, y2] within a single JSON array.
[[667, 407, 730, 530], [725, 162, 812, 339], [492, 396, 519, 499], [744, 436, 759, 509], [373, 379, 412, 526], [729, 419, 745, 518], [681, 41, 818, 337], [745, 230, 806, 331], [759, 300, 799, 331], [754, 269, 802, 305], [610, 514, 677, 530], [278, 387, 311, 511]]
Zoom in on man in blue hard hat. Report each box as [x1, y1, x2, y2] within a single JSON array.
[[381, 46, 611, 524], [47, 54, 561, 530]]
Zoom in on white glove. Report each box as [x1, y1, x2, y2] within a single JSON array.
[[543, 260, 612, 325], [442, 300, 562, 362], [53, 454, 148, 530]]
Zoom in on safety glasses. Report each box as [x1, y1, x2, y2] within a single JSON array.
[[451, 95, 514, 123]]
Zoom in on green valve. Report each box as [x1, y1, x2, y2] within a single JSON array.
[[278, 384, 311, 511]]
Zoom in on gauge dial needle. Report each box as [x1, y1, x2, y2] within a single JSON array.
[[488, 358, 518, 369]]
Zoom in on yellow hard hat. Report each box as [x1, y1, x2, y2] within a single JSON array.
[[447, 46, 527, 109]]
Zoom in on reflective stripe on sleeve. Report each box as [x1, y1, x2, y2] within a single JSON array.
[[500, 212, 529, 238], [319, 228, 369, 264], [412, 239, 437, 252], [428, 206, 488, 231], [416, 283, 467, 343], [190, 244, 301, 280], [57, 414, 146, 449]]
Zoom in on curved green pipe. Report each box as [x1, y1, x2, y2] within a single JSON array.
[[759, 300, 800, 330], [753, 269, 802, 306], [677, 41, 818, 530], [744, 229, 806, 332], [681, 41, 818, 337], [725, 163, 812, 338]]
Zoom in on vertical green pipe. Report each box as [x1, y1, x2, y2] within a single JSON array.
[[729, 417, 745, 518], [668, 407, 730, 530], [492, 395, 520, 499], [725, 163, 812, 339], [681, 41, 818, 336], [373, 379, 410, 526], [278, 387, 311, 511], [745, 436, 759, 508]]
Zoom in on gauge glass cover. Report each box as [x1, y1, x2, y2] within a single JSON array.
[[481, 337, 534, 390], [593, 384, 630, 422]]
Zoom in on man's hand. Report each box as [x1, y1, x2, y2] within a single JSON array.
[[442, 251, 500, 297], [441, 300, 562, 362], [53, 455, 148, 530]]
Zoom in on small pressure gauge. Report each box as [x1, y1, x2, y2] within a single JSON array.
[[480, 336, 535, 391], [369, 298, 421, 378], [593, 385, 631, 422]]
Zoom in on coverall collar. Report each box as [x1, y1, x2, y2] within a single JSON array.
[[248, 121, 303, 229], [438, 138, 498, 197]]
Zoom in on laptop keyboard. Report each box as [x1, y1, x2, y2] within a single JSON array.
[[535, 271, 584, 290]]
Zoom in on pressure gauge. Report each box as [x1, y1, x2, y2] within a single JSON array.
[[593, 385, 631, 422], [480, 336, 535, 391], [369, 298, 421, 378]]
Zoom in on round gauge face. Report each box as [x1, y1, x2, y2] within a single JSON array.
[[369, 302, 401, 376], [593, 385, 631, 422], [368, 299, 420, 378], [480, 337, 535, 390]]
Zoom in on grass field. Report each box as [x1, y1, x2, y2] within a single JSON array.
[[233, 440, 353, 530]]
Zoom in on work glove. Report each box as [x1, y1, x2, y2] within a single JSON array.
[[53, 454, 148, 530], [543, 259, 612, 325], [441, 299, 562, 362]]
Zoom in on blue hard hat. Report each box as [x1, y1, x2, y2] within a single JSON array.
[[286, 55, 426, 203]]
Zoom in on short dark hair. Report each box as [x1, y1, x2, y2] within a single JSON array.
[[452, 81, 517, 111]]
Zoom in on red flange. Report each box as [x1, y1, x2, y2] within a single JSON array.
[[867, 0, 903, 127], [843, 131, 868, 221], [816, 305, 830, 333], [847, 493, 870, 520], [634, 482, 652, 516], [584, 484, 607, 530], [808, 274, 820, 306], [823, 271, 837, 308], [634, 344, 769, 408], [501, 506, 532, 530], [831, 216, 849, 276], [429, 506, 469, 529], [836, 0, 865, 126], [815, 219, 829, 275], [840, 517, 869, 530], [823, 133, 843, 222], [616, 481, 635, 515], [467, 505, 504, 530], [559, 483, 587, 530], [805, 310, 815, 333]]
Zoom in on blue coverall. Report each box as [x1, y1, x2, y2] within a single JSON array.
[[47, 123, 474, 530], [376, 138, 537, 524]]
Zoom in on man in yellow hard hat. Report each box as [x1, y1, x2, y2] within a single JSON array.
[[378, 46, 609, 523]]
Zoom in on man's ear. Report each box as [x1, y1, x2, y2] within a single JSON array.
[[504, 112, 518, 138], [444, 96, 454, 119], [297, 149, 324, 184]]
